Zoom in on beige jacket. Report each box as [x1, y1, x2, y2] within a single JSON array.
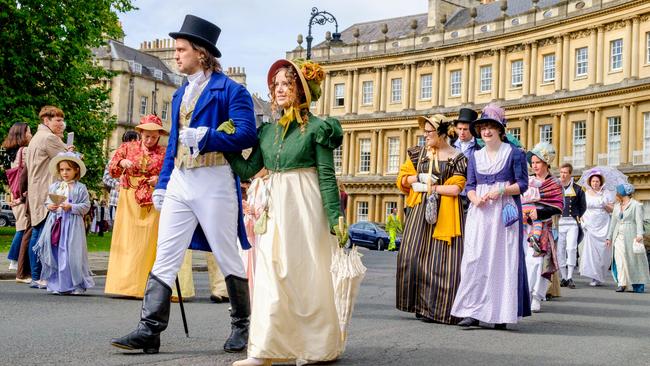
[[26, 124, 66, 224]]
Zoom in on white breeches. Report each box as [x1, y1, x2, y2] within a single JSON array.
[[151, 165, 246, 287], [557, 217, 579, 269]]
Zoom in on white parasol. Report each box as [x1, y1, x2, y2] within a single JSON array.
[[330, 217, 366, 350], [577, 166, 628, 191]]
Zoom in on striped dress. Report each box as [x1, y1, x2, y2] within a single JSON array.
[[396, 146, 467, 324]]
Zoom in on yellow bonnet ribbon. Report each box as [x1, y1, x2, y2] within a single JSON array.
[[277, 102, 309, 139]]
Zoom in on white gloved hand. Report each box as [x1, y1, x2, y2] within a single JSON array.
[[152, 189, 166, 211], [179, 127, 209, 158], [411, 182, 428, 192]]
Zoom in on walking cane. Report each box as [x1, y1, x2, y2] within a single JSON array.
[[175, 277, 189, 337]]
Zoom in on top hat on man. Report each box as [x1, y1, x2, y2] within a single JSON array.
[[453, 108, 478, 126], [170, 15, 222, 58]]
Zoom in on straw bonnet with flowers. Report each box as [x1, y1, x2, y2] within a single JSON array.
[[224, 58, 354, 363]]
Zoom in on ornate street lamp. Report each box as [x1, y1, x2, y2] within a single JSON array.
[[306, 7, 341, 60]]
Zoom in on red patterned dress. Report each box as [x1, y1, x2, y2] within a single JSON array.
[[104, 141, 165, 297]]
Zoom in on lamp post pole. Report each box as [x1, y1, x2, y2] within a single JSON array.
[[306, 7, 341, 60]]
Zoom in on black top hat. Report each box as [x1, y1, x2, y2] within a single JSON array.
[[453, 108, 478, 126], [170, 15, 222, 58]]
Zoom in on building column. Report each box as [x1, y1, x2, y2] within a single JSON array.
[[319, 71, 327, 115], [593, 108, 602, 160], [629, 102, 638, 161], [406, 129, 413, 152], [348, 131, 356, 174], [462, 54, 470, 104], [523, 43, 531, 95], [499, 48, 506, 99], [585, 110, 594, 166], [342, 131, 350, 175], [323, 71, 331, 115], [403, 64, 411, 110], [552, 114, 561, 167], [399, 128, 408, 166], [562, 33, 570, 90], [409, 63, 417, 109], [623, 19, 632, 79], [432, 59, 440, 107], [375, 194, 382, 222], [346, 194, 354, 225], [376, 129, 384, 175], [589, 27, 597, 85], [632, 17, 640, 79], [397, 194, 405, 221], [380, 66, 388, 112], [521, 118, 529, 149], [596, 26, 604, 85], [352, 69, 360, 114], [374, 67, 382, 113], [492, 49, 500, 100], [527, 116, 535, 150], [468, 53, 476, 104], [345, 70, 354, 114], [368, 194, 376, 224], [370, 130, 378, 175], [438, 59, 446, 106], [530, 41, 538, 96], [559, 113, 568, 165], [621, 104, 630, 164], [555, 36, 563, 92]]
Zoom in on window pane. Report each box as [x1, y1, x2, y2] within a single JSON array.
[[511, 60, 523, 87], [611, 39, 622, 70], [385, 201, 398, 220], [607, 116, 621, 166], [359, 138, 371, 172], [543, 54, 555, 82], [140, 96, 148, 115], [333, 145, 342, 174], [539, 125, 552, 144], [572, 121, 586, 168], [507, 128, 521, 143], [387, 137, 400, 174], [362, 81, 373, 105], [480, 65, 492, 92], [391, 78, 402, 103], [356, 201, 369, 222], [420, 74, 432, 99], [450, 70, 461, 96], [334, 84, 345, 107], [575, 47, 588, 76]]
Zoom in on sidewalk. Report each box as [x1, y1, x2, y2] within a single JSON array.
[[0, 250, 209, 281]]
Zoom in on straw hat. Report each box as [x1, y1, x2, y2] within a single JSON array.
[[49, 152, 86, 179], [135, 114, 168, 135], [267, 59, 326, 106]]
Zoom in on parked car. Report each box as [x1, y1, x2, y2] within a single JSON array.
[[0, 202, 16, 227], [347, 221, 401, 251]]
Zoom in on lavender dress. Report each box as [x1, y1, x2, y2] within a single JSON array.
[[35, 181, 94, 293], [451, 143, 531, 324]]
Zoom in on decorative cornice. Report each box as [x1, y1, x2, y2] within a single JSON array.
[[570, 28, 593, 40], [537, 37, 555, 47], [605, 20, 626, 32], [447, 55, 463, 64], [506, 44, 525, 53]]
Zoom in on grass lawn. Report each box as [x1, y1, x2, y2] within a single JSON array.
[[0, 226, 111, 252]]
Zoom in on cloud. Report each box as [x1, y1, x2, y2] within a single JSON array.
[[119, 0, 427, 97]]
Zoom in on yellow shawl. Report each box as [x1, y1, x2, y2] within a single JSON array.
[[396, 158, 422, 207], [433, 175, 466, 244]]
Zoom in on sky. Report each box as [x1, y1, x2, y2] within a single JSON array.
[[118, 0, 427, 98]]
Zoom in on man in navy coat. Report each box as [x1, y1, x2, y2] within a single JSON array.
[[111, 14, 257, 355]]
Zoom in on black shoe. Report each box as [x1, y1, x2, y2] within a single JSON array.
[[567, 279, 576, 289], [560, 279, 568, 287], [615, 286, 626, 292], [210, 295, 229, 303], [223, 275, 250, 353], [110, 273, 171, 354], [458, 317, 479, 327], [494, 323, 507, 330]]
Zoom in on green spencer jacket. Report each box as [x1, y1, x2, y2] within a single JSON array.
[[225, 113, 343, 229]]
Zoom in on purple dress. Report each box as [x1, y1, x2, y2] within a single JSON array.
[[451, 143, 531, 324]]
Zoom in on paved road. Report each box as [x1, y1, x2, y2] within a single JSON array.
[[1, 249, 649, 365]]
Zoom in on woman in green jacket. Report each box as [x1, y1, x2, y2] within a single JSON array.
[[228, 59, 346, 366]]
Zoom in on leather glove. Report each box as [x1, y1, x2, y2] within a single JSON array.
[[152, 189, 166, 211], [333, 223, 349, 248], [216, 119, 236, 134], [179, 127, 209, 158]]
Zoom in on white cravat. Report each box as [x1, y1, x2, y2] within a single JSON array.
[[182, 70, 211, 112]]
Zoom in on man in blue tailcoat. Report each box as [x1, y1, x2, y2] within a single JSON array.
[[111, 14, 257, 355]]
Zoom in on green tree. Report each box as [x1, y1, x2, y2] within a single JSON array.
[[0, 0, 135, 191]]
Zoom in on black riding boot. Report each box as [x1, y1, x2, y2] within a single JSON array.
[[223, 275, 250, 353], [111, 273, 172, 354]]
